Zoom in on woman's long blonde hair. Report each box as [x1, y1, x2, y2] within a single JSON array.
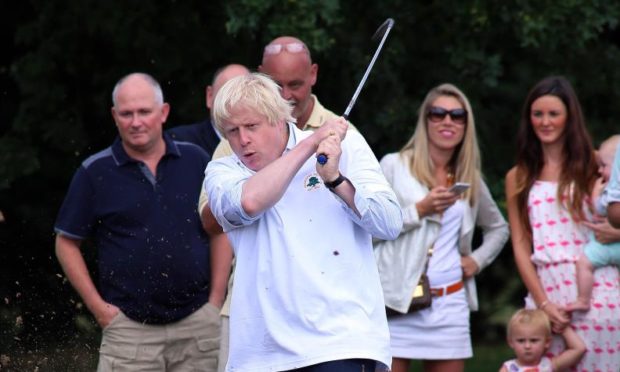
[[400, 83, 481, 205]]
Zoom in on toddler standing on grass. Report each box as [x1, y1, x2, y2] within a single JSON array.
[[500, 308, 585, 372], [567, 135, 620, 312]]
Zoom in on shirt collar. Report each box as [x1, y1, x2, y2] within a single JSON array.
[[303, 94, 326, 130], [284, 121, 298, 152], [111, 132, 180, 166]]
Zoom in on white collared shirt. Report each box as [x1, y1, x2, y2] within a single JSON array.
[[204, 123, 401, 371]]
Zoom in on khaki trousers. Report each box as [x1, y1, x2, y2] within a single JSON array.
[[216, 316, 229, 372], [97, 302, 221, 372]]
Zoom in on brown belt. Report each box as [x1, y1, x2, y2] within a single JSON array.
[[430, 280, 463, 297]]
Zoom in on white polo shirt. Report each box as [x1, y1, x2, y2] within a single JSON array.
[[204, 123, 402, 371]]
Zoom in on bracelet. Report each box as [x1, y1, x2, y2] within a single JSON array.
[[324, 174, 347, 190], [539, 300, 550, 310]]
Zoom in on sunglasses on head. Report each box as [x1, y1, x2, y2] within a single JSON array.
[[264, 42, 306, 55], [427, 106, 467, 125]]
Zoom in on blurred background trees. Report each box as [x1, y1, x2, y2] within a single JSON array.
[[2, 0, 620, 369]]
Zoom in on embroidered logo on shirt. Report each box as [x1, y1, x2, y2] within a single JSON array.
[[304, 173, 322, 191]]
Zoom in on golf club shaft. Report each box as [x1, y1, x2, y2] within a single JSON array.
[[317, 18, 394, 166], [343, 19, 394, 120]]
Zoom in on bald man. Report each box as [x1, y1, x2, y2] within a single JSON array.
[[168, 64, 250, 157], [259, 36, 319, 130], [55, 73, 219, 371]]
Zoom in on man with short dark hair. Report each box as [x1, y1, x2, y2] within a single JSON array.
[[166, 64, 250, 371], [168, 64, 250, 157]]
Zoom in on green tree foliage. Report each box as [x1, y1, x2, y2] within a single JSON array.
[[225, 0, 343, 53], [2, 0, 620, 363]]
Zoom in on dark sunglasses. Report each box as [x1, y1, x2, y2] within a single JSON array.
[[427, 107, 468, 125]]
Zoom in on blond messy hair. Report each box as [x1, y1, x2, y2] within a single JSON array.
[[212, 72, 295, 135]]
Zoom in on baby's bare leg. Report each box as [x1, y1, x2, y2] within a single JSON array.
[[566, 253, 594, 312]]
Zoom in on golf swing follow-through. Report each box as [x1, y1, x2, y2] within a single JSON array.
[[317, 17, 395, 165]]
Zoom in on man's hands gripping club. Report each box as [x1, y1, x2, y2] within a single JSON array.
[[314, 117, 348, 183]]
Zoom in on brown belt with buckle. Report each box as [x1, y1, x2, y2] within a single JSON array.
[[430, 280, 464, 297]]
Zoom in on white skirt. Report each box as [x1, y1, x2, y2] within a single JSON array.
[[388, 287, 472, 359]]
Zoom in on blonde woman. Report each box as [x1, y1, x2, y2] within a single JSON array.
[[375, 83, 509, 372]]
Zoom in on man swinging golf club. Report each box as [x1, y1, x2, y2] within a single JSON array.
[[204, 72, 402, 371]]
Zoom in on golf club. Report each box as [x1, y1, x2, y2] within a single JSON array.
[[317, 17, 395, 165]]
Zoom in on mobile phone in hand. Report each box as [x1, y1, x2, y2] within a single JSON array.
[[448, 182, 470, 195]]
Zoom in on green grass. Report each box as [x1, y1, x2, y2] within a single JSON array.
[[466, 344, 513, 371], [1, 342, 513, 372], [0, 344, 98, 372], [410, 343, 513, 372]]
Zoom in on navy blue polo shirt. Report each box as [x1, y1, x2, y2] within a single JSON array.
[[55, 134, 211, 324], [167, 118, 221, 157]]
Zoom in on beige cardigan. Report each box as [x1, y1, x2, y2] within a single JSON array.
[[374, 152, 509, 313]]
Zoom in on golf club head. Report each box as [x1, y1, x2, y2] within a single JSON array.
[[372, 18, 395, 42]]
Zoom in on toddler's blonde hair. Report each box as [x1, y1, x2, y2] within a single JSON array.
[[506, 308, 551, 340]]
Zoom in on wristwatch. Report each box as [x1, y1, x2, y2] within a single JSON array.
[[324, 173, 347, 190]]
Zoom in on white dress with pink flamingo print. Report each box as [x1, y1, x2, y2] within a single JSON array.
[[527, 181, 620, 372]]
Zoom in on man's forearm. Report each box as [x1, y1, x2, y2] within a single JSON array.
[[241, 137, 316, 217], [55, 235, 106, 315], [208, 232, 233, 308]]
